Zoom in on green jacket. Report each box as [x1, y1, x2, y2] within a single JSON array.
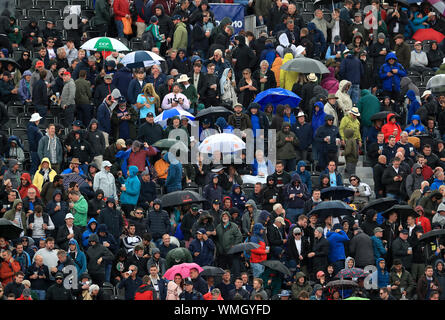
[[172, 22, 188, 51], [180, 83, 198, 108], [215, 220, 242, 255], [291, 272, 313, 299], [74, 78, 92, 105], [276, 124, 299, 160], [4, 199, 26, 230], [344, 128, 358, 164], [436, 63, 445, 75], [93, 0, 111, 27], [72, 195, 88, 227], [339, 114, 361, 142], [357, 89, 380, 127]]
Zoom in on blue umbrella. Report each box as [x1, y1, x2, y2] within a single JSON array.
[[120, 50, 165, 69], [154, 108, 195, 127], [253, 88, 302, 111]]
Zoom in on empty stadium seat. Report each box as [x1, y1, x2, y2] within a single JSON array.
[[17, 0, 34, 8], [44, 9, 62, 20], [53, 0, 69, 9], [36, 0, 52, 9]]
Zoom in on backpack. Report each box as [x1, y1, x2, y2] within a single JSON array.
[[141, 27, 155, 50]]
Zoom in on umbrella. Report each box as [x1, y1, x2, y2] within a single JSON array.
[[154, 108, 195, 126], [161, 190, 207, 207], [198, 133, 246, 154], [419, 229, 445, 242], [227, 242, 260, 254], [382, 204, 419, 220], [0, 58, 20, 69], [412, 28, 445, 44], [325, 279, 359, 288], [80, 37, 130, 52], [163, 262, 204, 280], [309, 200, 355, 219], [153, 139, 189, 152], [359, 198, 399, 215], [200, 266, 225, 277], [61, 173, 87, 190], [253, 88, 302, 109], [335, 268, 368, 279], [369, 111, 400, 122], [320, 186, 355, 200], [259, 260, 292, 277], [0, 218, 23, 240], [120, 50, 165, 69], [426, 74, 445, 94], [194, 106, 233, 120], [280, 57, 330, 74], [344, 297, 370, 300]]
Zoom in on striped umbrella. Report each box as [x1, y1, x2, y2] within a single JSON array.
[[198, 133, 245, 154], [80, 37, 130, 52], [121, 50, 165, 69], [154, 108, 195, 127]]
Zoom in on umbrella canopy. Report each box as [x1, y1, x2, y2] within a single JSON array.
[[370, 111, 400, 122], [382, 204, 419, 220], [280, 57, 330, 74], [426, 74, 445, 94], [253, 88, 302, 109], [194, 106, 233, 120], [325, 279, 359, 288], [154, 108, 195, 126], [161, 190, 207, 207], [163, 262, 204, 280], [309, 200, 355, 219], [419, 229, 445, 242], [0, 218, 23, 240], [227, 242, 260, 254], [198, 133, 246, 154], [320, 186, 355, 200], [260, 260, 292, 276], [152, 139, 188, 152], [359, 198, 399, 215], [0, 58, 20, 69], [61, 173, 87, 190], [200, 266, 226, 277], [335, 268, 368, 279], [80, 37, 130, 52], [121, 50, 165, 69], [412, 28, 445, 44]]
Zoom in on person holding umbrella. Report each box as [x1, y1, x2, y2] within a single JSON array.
[[249, 223, 269, 278], [326, 224, 349, 275]]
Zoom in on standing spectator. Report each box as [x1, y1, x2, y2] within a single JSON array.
[[86, 234, 115, 286], [379, 52, 407, 102], [417, 265, 441, 300]]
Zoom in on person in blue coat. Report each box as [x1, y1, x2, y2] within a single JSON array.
[[371, 227, 387, 263], [311, 101, 326, 138], [27, 113, 44, 175], [112, 65, 132, 101], [326, 224, 350, 275], [291, 111, 313, 162], [405, 90, 421, 127], [339, 50, 364, 104], [379, 52, 407, 101], [120, 166, 141, 216], [307, 22, 326, 60], [294, 160, 312, 194], [404, 114, 425, 136], [230, 184, 248, 213], [164, 152, 183, 193], [67, 238, 87, 276], [127, 71, 147, 107], [376, 257, 390, 288], [81, 218, 98, 249], [189, 228, 215, 267]]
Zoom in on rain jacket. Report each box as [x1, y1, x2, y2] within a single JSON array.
[[81, 218, 98, 248], [72, 194, 88, 228], [188, 233, 215, 267], [296, 161, 312, 194], [279, 53, 298, 91], [406, 90, 421, 126], [283, 174, 309, 209], [276, 122, 299, 160], [404, 114, 425, 135], [249, 223, 268, 263], [32, 157, 57, 192], [67, 239, 87, 276], [357, 89, 380, 127], [164, 152, 182, 193], [311, 101, 326, 137], [93, 161, 118, 200], [320, 66, 339, 94], [120, 166, 141, 205], [230, 184, 247, 213], [339, 113, 362, 142], [326, 230, 349, 262], [376, 258, 390, 288], [379, 52, 407, 93], [4, 199, 26, 230], [18, 172, 40, 200], [381, 113, 402, 142], [336, 80, 353, 115]]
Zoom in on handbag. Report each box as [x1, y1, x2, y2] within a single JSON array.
[[122, 17, 133, 35]]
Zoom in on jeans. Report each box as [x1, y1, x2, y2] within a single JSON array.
[[115, 19, 124, 38], [63, 104, 76, 127], [348, 84, 360, 105], [105, 263, 112, 283], [34, 289, 46, 300], [286, 208, 304, 224], [251, 262, 265, 278], [386, 193, 402, 203]]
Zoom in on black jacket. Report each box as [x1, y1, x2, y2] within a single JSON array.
[[381, 165, 408, 195], [46, 282, 73, 300], [286, 235, 310, 266], [138, 121, 164, 145], [146, 207, 171, 240], [56, 224, 83, 251], [312, 236, 330, 272]]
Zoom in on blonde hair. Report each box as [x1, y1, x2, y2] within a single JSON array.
[[143, 83, 160, 108]]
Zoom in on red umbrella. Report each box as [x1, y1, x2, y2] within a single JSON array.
[[412, 28, 445, 43], [163, 263, 204, 280]]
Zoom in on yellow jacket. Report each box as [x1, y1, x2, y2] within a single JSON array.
[[279, 53, 298, 91], [32, 157, 57, 191]]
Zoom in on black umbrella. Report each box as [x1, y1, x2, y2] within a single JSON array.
[[195, 106, 233, 120], [419, 229, 445, 242], [321, 186, 355, 200], [370, 111, 400, 122], [382, 204, 419, 220], [309, 200, 355, 220], [0, 58, 21, 69], [161, 190, 207, 208], [359, 198, 399, 215], [0, 218, 23, 240], [200, 266, 226, 277], [227, 242, 260, 254], [260, 260, 291, 277]]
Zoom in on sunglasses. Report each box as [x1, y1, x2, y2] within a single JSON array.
[[23, 54, 29, 56], [350, 178, 357, 181]]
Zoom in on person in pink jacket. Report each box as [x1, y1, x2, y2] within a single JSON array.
[[321, 67, 339, 94]]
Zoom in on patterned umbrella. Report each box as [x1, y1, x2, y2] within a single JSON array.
[[121, 50, 165, 69], [163, 263, 204, 280], [81, 37, 130, 52], [61, 173, 87, 190], [335, 268, 368, 279], [198, 133, 246, 154]]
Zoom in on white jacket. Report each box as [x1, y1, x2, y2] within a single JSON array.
[[93, 161, 117, 200]]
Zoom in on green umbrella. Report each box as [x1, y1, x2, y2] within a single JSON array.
[[152, 139, 188, 152], [80, 37, 130, 52]]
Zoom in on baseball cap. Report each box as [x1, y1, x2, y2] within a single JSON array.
[[146, 112, 154, 118], [72, 119, 83, 127], [65, 213, 74, 220], [63, 71, 71, 76], [69, 239, 77, 245], [278, 290, 290, 297], [172, 14, 182, 20], [35, 60, 44, 67], [414, 41, 422, 46], [185, 277, 193, 285], [374, 227, 384, 233], [191, 204, 199, 211], [421, 90, 432, 98], [116, 139, 126, 148], [55, 272, 64, 279], [293, 227, 302, 234], [197, 228, 206, 235], [400, 229, 409, 234], [275, 217, 285, 225], [104, 73, 113, 80], [118, 96, 127, 104]]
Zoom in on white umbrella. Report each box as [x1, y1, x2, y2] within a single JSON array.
[[80, 37, 130, 52], [198, 133, 246, 154], [121, 50, 165, 69], [154, 108, 195, 127]]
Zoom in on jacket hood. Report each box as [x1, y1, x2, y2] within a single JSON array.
[[360, 89, 371, 97], [283, 53, 294, 64], [344, 128, 355, 139], [412, 163, 422, 174], [20, 172, 32, 185], [295, 271, 306, 281], [258, 210, 271, 224], [385, 52, 398, 62], [314, 101, 324, 112], [307, 22, 316, 31], [52, 189, 63, 200], [68, 239, 81, 253], [231, 183, 241, 193], [198, 212, 213, 224], [386, 112, 396, 123], [88, 233, 99, 243], [297, 161, 307, 172], [291, 172, 302, 184], [376, 258, 386, 271], [410, 114, 421, 123], [345, 256, 355, 268], [215, 117, 228, 129], [245, 199, 257, 211], [253, 223, 265, 236], [281, 122, 292, 130], [101, 161, 112, 171], [163, 152, 179, 165], [338, 80, 351, 91], [8, 135, 24, 149], [38, 157, 53, 170], [88, 118, 99, 130], [97, 223, 109, 234], [434, 259, 444, 270], [128, 165, 139, 177], [12, 198, 22, 210], [87, 217, 98, 230], [406, 89, 416, 101]]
